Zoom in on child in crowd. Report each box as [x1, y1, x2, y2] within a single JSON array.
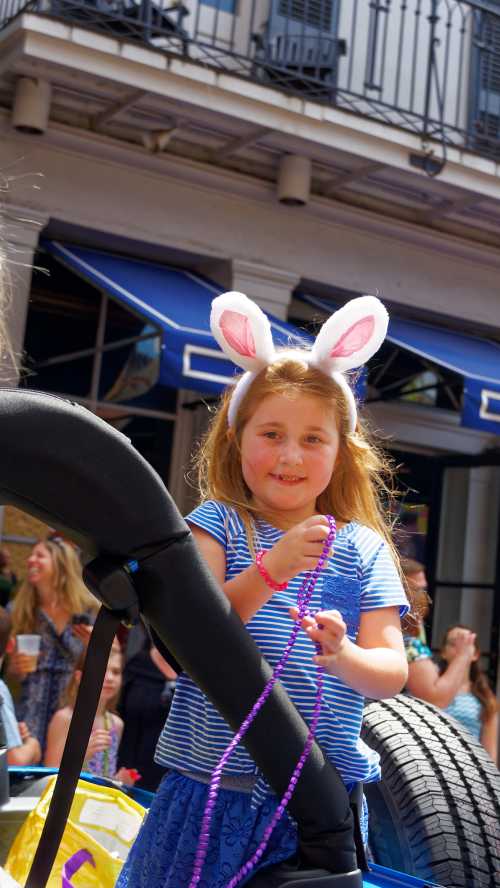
[[440, 624, 498, 764], [44, 641, 135, 783], [0, 607, 41, 765], [117, 292, 410, 887]]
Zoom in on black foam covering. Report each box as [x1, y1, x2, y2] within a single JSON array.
[[0, 389, 357, 872]]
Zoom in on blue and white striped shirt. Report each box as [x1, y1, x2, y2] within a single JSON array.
[[155, 501, 409, 787]]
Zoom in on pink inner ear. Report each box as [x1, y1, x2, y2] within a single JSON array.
[[220, 310, 257, 358], [330, 316, 375, 358]]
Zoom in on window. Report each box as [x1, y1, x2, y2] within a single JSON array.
[[201, 0, 236, 12], [278, 0, 333, 31], [472, 8, 500, 157]]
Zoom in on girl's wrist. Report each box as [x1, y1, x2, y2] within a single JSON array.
[[255, 551, 288, 591]]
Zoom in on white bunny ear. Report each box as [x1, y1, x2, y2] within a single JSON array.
[[210, 291, 276, 373], [311, 295, 388, 374]]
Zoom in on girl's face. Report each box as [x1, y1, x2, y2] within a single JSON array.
[[240, 392, 339, 524], [27, 543, 54, 587], [101, 652, 122, 702]]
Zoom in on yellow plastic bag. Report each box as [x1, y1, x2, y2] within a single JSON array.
[[5, 777, 146, 887]]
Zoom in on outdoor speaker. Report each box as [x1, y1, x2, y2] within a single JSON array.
[[277, 155, 312, 206], [12, 78, 51, 135]]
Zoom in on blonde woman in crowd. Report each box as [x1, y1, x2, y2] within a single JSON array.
[[8, 537, 97, 755]]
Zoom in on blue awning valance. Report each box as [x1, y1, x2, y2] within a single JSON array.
[[45, 242, 312, 395], [298, 293, 500, 435]]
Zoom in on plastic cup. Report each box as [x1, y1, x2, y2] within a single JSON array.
[[16, 634, 41, 673]]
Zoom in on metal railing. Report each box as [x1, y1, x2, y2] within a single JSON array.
[[2, 0, 500, 163]]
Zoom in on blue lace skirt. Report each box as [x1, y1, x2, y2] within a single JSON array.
[[115, 771, 298, 888]]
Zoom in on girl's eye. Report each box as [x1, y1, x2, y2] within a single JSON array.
[[263, 431, 279, 439], [305, 436, 322, 444]]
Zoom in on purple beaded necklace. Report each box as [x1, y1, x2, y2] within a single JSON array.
[[189, 515, 337, 888]]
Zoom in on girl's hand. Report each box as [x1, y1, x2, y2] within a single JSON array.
[[290, 607, 347, 667], [85, 729, 111, 760], [115, 767, 141, 786], [9, 652, 36, 679], [264, 515, 333, 584]]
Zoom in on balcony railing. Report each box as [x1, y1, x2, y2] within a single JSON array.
[[2, 0, 500, 164]]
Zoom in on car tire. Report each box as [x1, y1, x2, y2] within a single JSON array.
[[361, 694, 500, 888]]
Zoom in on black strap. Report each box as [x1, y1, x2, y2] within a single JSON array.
[[348, 784, 369, 872], [25, 605, 120, 888]]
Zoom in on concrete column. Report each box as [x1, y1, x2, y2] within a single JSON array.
[[1, 205, 48, 382], [432, 467, 469, 641], [433, 465, 500, 660], [231, 259, 300, 320], [460, 466, 500, 647], [168, 389, 210, 514]]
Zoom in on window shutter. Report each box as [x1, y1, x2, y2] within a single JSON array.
[[277, 0, 333, 32], [472, 8, 500, 157]]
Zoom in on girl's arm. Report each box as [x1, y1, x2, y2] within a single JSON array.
[[189, 526, 272, 623], [7, 724, 41, 766], [190, 517, 332, 624], [44, 709, 72, 766], [296, 606, 408, 699], [481, 711, 498, 765]]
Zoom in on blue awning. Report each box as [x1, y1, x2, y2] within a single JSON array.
[[298, 293, 500, 435], [45, 242, 312, 395]]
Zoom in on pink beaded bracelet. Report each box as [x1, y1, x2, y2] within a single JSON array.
[[255, 550, 288, 592]]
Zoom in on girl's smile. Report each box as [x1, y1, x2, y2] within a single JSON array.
[[270, 473, 306, 485], [240, 392, 339, 523]]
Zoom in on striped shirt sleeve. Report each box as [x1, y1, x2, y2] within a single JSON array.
[[358, 531, 409, 616], [186, 500, 228, 549]]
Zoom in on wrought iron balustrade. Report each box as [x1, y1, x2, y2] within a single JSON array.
[[2, 0, 500, 164]]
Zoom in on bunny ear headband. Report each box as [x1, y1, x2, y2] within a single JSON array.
[[210, 291, 389, 432]]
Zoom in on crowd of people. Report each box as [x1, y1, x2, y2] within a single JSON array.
[[0, 525, 497, 797], [0, 536, 177, 791]]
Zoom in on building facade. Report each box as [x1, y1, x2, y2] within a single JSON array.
[[1, 0, 500, 694]]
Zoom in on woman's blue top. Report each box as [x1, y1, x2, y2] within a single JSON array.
[[445, 692, 482, 739]]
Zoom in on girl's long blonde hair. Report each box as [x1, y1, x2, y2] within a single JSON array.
[[11, 538, 97, 635], [196, 356, 399, 562]]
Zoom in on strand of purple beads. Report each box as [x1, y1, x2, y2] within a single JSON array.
[[188, 515, 336, 888]]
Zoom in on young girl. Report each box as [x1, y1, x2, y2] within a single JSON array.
[[117, 292, 409, 888], [44, 642, 134, 783], [440, 624, 498, 764]]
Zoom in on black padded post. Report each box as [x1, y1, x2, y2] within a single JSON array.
[[0, 390, 360, 880]]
